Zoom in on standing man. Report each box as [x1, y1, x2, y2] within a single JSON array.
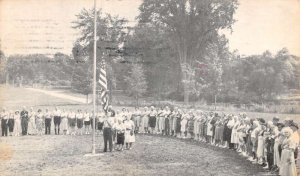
[[44, 108, 52, 135], [1, 108, 8, 136], [103, 110, 114, 152], [20, 106, 29, 135], [53, 107, 61, 135]]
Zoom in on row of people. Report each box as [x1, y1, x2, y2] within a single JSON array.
[[1, 106, 299, 175], [124, 106, 299, 176], [0, 106, 136, 153], [0, 107, 106, 136]]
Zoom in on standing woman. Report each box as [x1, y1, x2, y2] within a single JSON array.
[[124, 114, 135, 150], [13, 110, 21, 136], [279, 127, 297, 176], [164, 106, 171, 136], [193, 112, 200, 141], [44, 109, 52, 135], [76, 109, 84, 135], [180, 110, 188, 138], [206, 116, 214, 144], [68, 110, 76, 135], [198, 112, 205, 142], [187, 110, 195, 139], [60, 109, 69, 135], [170, 107, 177, 137], [83, 110, 91, 135], [273, 123, 284, 173], [148, 106, 157, 134], [53, 107, 62, 135], [27, 107, 36, 135], [115, 118, 125, 151], [7, 110, 15, 136], [35, 109, 44, 135], [143, 107, 150, 134], [133, 107, 141, 133], [156, 107, 163, 134], [231, 116, 239, 149], [169, 108, 175, 136], [175, 109, 182, 138]]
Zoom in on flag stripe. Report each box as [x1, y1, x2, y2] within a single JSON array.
[[98, 59, 109, 113]]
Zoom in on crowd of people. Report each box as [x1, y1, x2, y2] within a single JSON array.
[[0, 105, 299, 176]]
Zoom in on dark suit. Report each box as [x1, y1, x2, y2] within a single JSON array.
[[21, 110, 29, 135]]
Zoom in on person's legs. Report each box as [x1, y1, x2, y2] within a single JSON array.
[[54, 116, 58, 135], [4, 122, 8, 136], [57, 117, 61, 135], [45, 119, 48, 134], [1, 120, 5, 136], [267, 152, 274, 170], [24, 120, 28, 135], [103, 128, 108, 152], [108, 128, 113, 152], [21, 119, 25, 135], [48, 119, 51, 134]]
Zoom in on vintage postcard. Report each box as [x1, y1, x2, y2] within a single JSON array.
[[0, 0, 300, 175]]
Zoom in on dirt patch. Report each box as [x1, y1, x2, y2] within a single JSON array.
[[0, 142, 13, 160]]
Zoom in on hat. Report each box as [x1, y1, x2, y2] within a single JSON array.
[[277, 122, 284, 128], [291, 122, 299, 129], [272, 117, 280, 122], [258, 118, 265, 124]]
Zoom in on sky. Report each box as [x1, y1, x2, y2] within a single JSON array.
[[0, 0, 300, 57]]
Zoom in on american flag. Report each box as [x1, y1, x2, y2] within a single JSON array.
[[99, 59, 109, 113]]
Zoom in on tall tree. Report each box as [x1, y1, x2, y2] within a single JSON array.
[[124, 63, 148, 106], [0, 50, 6, 83], [72, 8, 127, 99], [138, 0, 238, 104]]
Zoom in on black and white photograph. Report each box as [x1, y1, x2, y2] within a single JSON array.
[[0, 0, 300, 175]]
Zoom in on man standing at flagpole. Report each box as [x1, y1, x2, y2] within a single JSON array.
[[102, 109, 114, 152], [98, 58, 114, 152]]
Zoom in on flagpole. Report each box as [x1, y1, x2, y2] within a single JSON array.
[[92, 0, 97, 154]]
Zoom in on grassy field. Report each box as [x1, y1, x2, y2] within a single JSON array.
[[0, 85, 299, 121], [0, 85, 300, 175], [0, 134, 265, 176]]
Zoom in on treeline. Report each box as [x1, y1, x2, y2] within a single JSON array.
[[0, 47, 299, 104], [0, 0, 299, 105]]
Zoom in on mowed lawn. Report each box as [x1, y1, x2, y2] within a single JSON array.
[[0, 134, 264, 176], [0, 85, 299, 122], [0, 85, 300, 175], [0, 86, 80, 110]]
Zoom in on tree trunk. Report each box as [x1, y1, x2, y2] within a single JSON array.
[[6, 73, 9, 85], [182, 70, 189, 105], [214, 94, 217, 110]]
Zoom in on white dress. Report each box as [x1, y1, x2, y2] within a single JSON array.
[[207, 119, 213, 137], [13, 114, 21, 136], [27, 112, 36, 135], [61, 112, 69, 131], [124, 120, 135, 143], [180, 118, 187, 132], [231, 122, 240, 144]]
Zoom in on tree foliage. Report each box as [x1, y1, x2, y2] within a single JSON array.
[[124, 63, 148, 105], [137, 0, 238, 103]]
